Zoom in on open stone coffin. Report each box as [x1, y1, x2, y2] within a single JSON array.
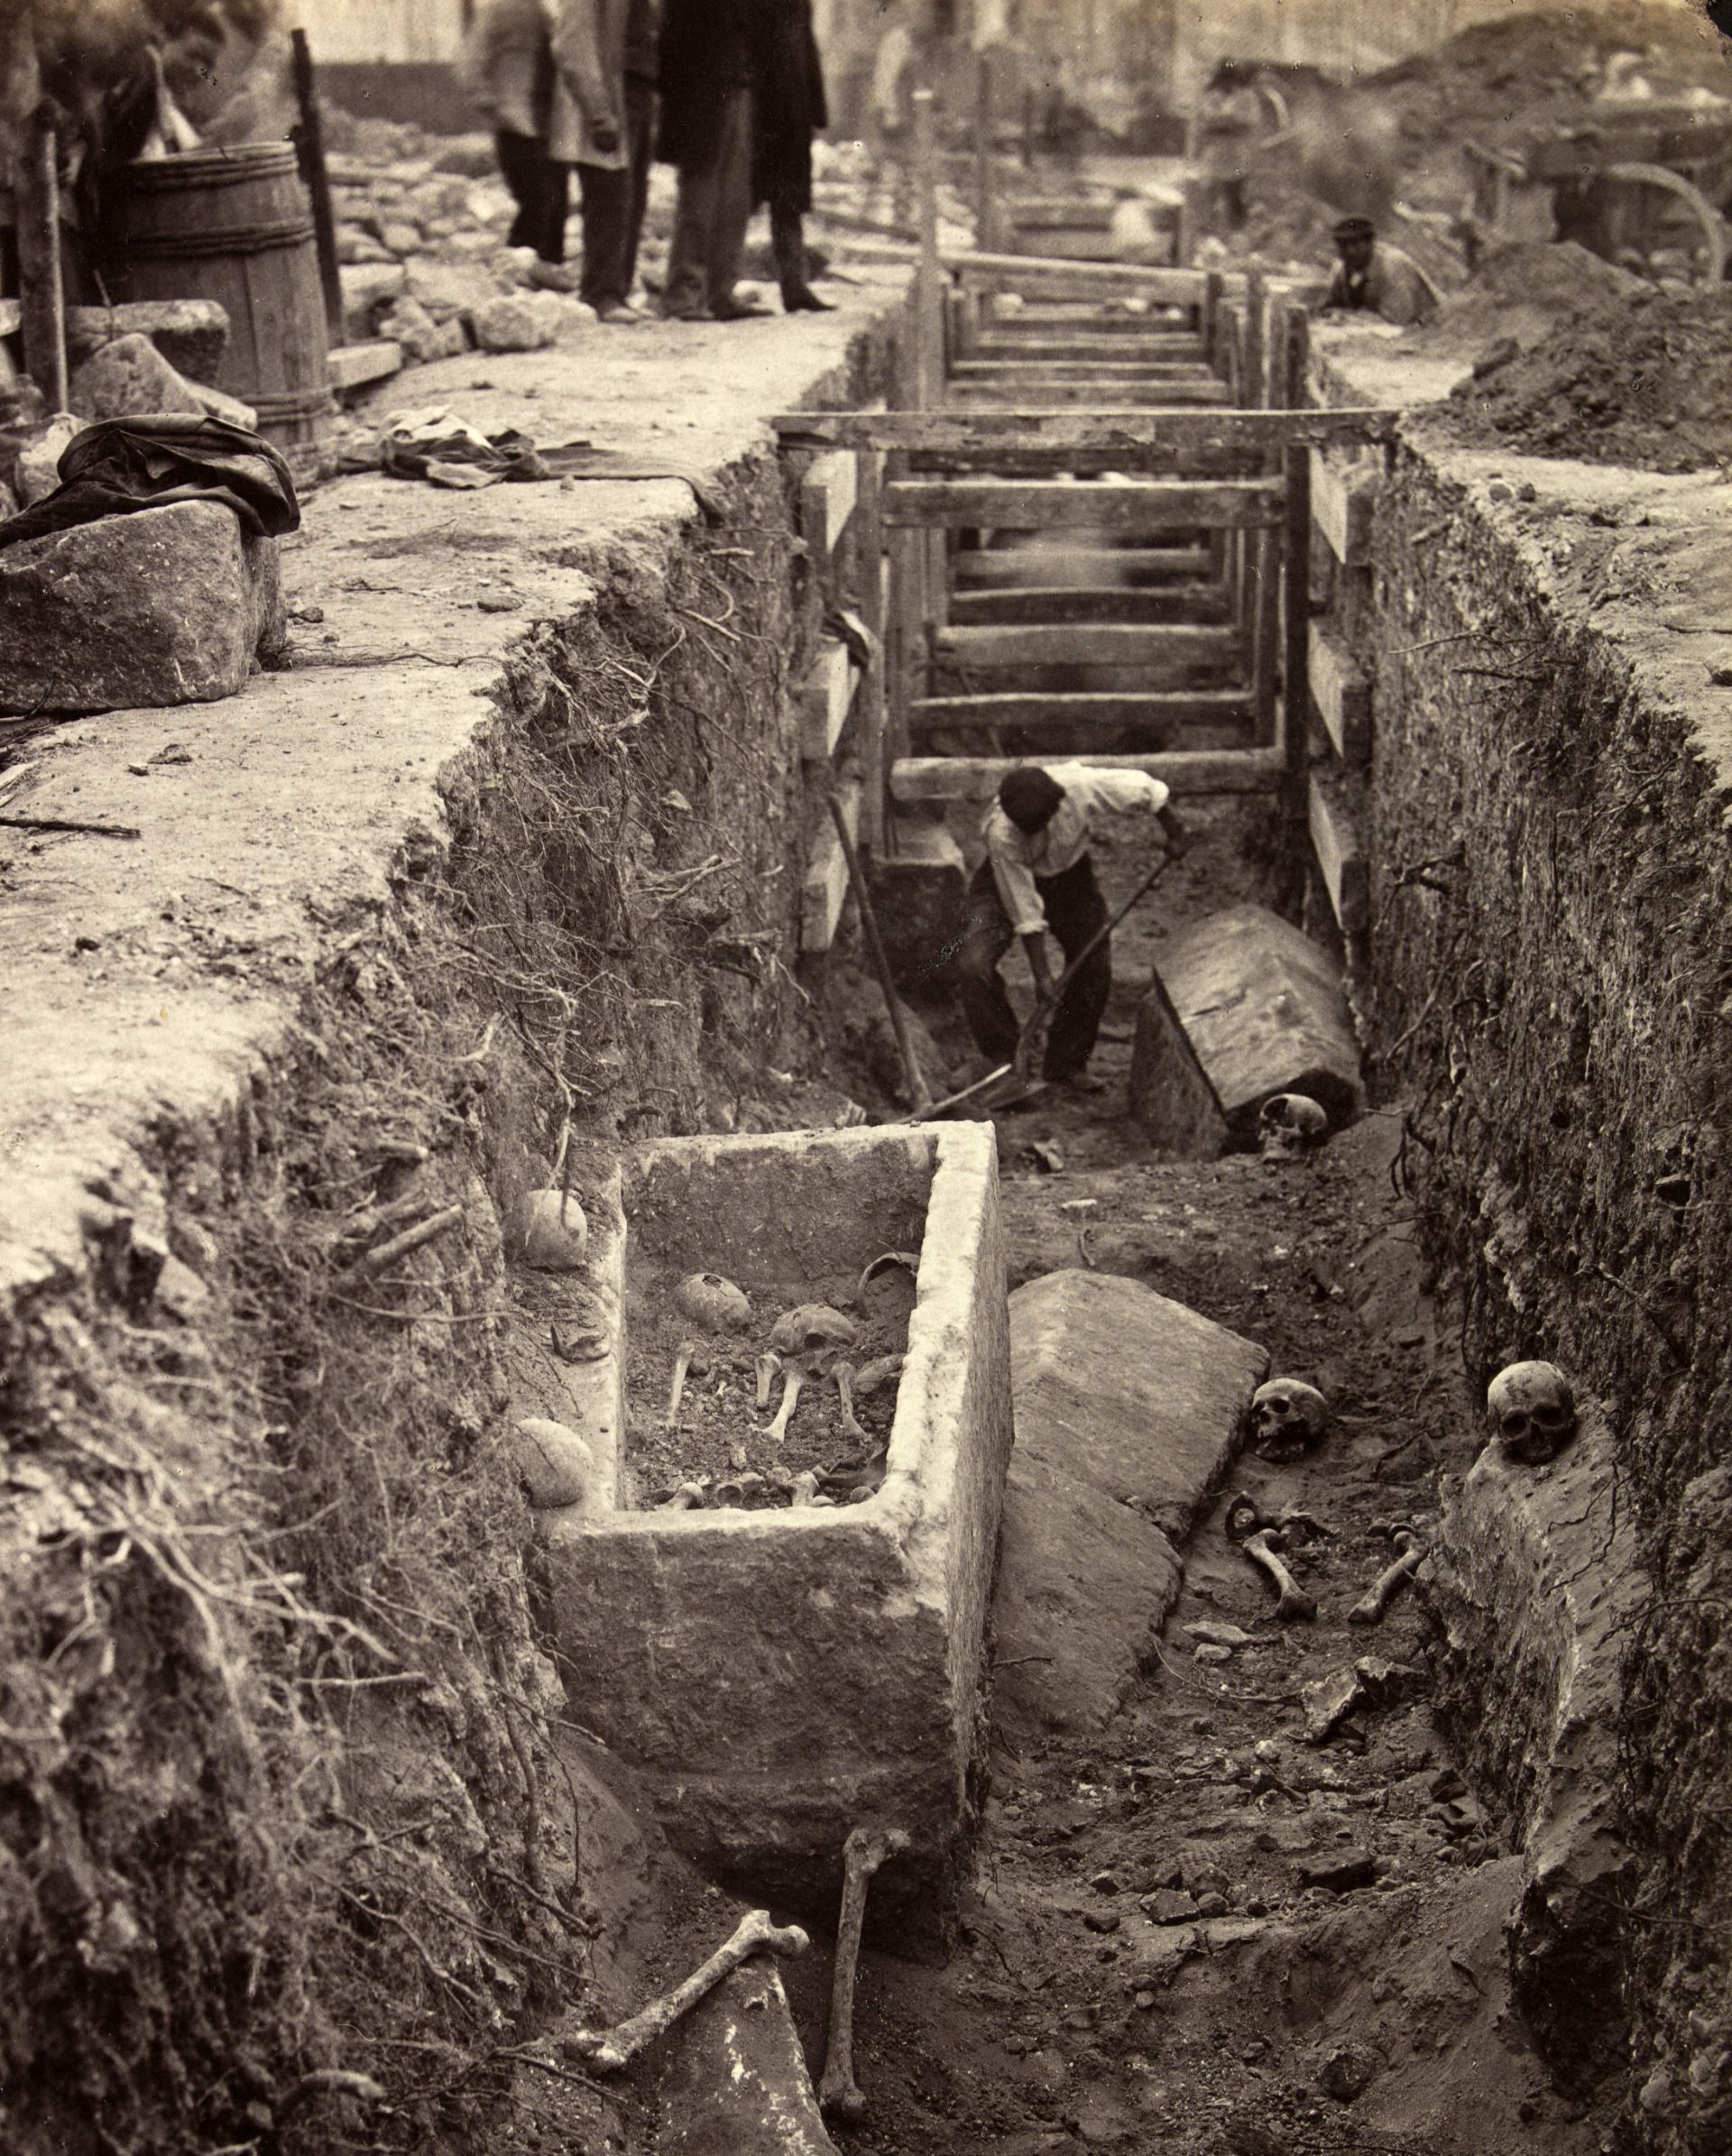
[[537, 1124, 1014, 1907]]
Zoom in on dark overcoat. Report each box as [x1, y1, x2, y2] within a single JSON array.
[[657, 0, 826, 214]]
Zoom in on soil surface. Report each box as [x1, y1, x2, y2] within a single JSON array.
[[768, 803, 1611, 2156]]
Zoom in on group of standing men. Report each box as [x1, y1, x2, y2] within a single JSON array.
[[461, 0, 830, 324]]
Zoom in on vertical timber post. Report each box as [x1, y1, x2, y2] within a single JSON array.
[[1285, 303, 1311, 410], [1281, 441, 1313, 896], [855, 444, 889, 853], [974, 49, 1000, 253], [290, 27, 345, 345], [912, 88, 943, 410], [16, 115, 69, 413]]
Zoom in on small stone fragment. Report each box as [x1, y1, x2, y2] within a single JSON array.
[[1301, 1666, 1365, 1744], [1294, 1848, 1378, 1893], [1082, 1909, 1120, 1935], [1317, 2044, 1378, 2101], [1088, 1869, 1120, 1895], [1193, 1643, 1232, 1665], [1184, 1620, 1253, 1649], [470, 293, 560, 352], [1141, 1888, 1199, 1925]]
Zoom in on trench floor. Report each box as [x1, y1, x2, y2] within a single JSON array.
[[776, 805, 1613, 2156]]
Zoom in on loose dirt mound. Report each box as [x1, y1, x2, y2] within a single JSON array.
[[1370, 1, 1732, 161], [1432, 275, 1732, 472]]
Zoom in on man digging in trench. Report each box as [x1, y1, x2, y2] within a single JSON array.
[[954, 762, 1186, 1094]]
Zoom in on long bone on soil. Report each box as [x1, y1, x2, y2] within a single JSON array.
[[1347, 1527, 1424, 1625], [818, 1825, 909, 2119], [833, 1362, 872, 1447], [1244, 1526, 1317, 1623], [561, 1908, 809, 2073], [666, 1341, 707, 1428], [765, 1363, 805, 1442]]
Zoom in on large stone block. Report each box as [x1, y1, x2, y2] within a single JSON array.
[[1127, 964, 1230, 1157], [0, 502, 283, 714], [992, 1270, 1267, 1739], [1425, 1405, 1649, 2084], [867, 815, 968, 990], [1156, 901, 1363, 1136], [69, 334, 257, 431], [66, 299, 230, 383], [539, 1126, 1014, 1909]]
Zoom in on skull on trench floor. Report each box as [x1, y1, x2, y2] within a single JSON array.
[[768, 1303, 858, 1370], [1258, 1092, 1330, 1161], [673, 1271, 752, 1332], [1487, 1359, 1577, 1465], [1248, 1377, 1331, 1463]]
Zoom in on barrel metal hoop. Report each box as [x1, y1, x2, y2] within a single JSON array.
[[124, 217, 317, 259]]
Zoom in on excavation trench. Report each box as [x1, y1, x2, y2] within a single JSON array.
[[0, 287, 1727, 2156]]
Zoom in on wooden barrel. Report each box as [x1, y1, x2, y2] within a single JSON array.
[[109, 144, 336, 468]]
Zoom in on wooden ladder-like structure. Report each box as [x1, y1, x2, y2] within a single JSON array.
[[773, 91, 1398, 967]]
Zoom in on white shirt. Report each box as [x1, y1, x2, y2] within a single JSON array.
[[982, 763, 1170, 937]]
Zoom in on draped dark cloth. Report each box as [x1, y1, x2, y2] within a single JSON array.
[[0, 415, 300, 550]]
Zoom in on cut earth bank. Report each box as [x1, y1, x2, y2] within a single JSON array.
[[0, 273, 1729, 2156]]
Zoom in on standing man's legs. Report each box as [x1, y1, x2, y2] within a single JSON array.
[[662, 88, 753, 318], [954, 863, 1020, 1066], [705, 85, 755, 315], [577, 78, 656, 315], [1037, 854, 1111, 1078], [496, 130, 567, 262]]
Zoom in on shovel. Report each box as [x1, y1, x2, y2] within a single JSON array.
[[914, 848, 1180, 1121]]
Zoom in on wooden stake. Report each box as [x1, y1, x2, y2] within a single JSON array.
[[829, 797, 932, 1115], [1281, 441, 1313, 852], [290, 27, 345, 344], [15, 115, 68, 411], [974, 49, 999, 253], [912, 88, 942, 410]]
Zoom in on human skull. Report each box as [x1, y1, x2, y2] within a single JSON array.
[[674, 1271, 751, 1331], [1258, 1093, 1330, 1161], [1248, 1377, 1331, 1462], [1487, 1360, 1576, 1465], [769, 1303, 858, 1374]]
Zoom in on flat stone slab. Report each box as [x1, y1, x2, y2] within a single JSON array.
[[992, 1271, 1267, 1740], [0, 501, 281, 714], [1156, 902, 1363, 1135], [659, 1958, 839, 2156], [540, 1126, 1014, 1905]]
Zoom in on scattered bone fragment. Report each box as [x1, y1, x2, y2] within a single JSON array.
[[755, 1350, 782, 1409], [674, 1271, 752, 1331], [666, 1341, 710, 1428], [1347, 1528, 1423, 1625], [659, 1483, 709, 1511], [1224, 1490, 1265, 1543], [562, 1908, 809, 2074], [1243, 1528, 1317, 1623], [715, 1472, 769, 1508], [819, 1826, 908, 2118], [833, 1362, 872, 1447], [1258, 1092, 1330, 1160], [852, 1352, 903, 1398], [1184, 1619, 1252, 1650], [1302, 1665, 1365, 1743], [1487, 1359, 1577, 1464], [854, 1252, 919, 1307], [1248, 1377, 1331, 1462], [788, 1469, 824, 1506], [765, 1364, 806, 1443]]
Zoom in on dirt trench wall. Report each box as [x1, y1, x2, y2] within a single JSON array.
[[1359, 438, 1732, 2150], [0, 381, 878, 2152]]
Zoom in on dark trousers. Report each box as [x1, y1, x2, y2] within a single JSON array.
[[576, 77, 656, 310], [662, 85, 754, 318], [955, 854, 1111, 1080], [495, 128, 569, 263], [769, 204, 811, 304]]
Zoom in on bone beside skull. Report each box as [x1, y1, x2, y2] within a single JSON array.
[[1249, 1377, 1330, 1462], [1258, 1092, 1329, 1160], [1487, 1359, 1576, 1465]]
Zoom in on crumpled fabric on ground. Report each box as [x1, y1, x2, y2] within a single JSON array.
[[379, 406, 556, 487], [0, 413, 300, 548]]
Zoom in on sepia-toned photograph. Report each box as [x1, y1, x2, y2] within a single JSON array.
[[2, 2, 1730, 2151]]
